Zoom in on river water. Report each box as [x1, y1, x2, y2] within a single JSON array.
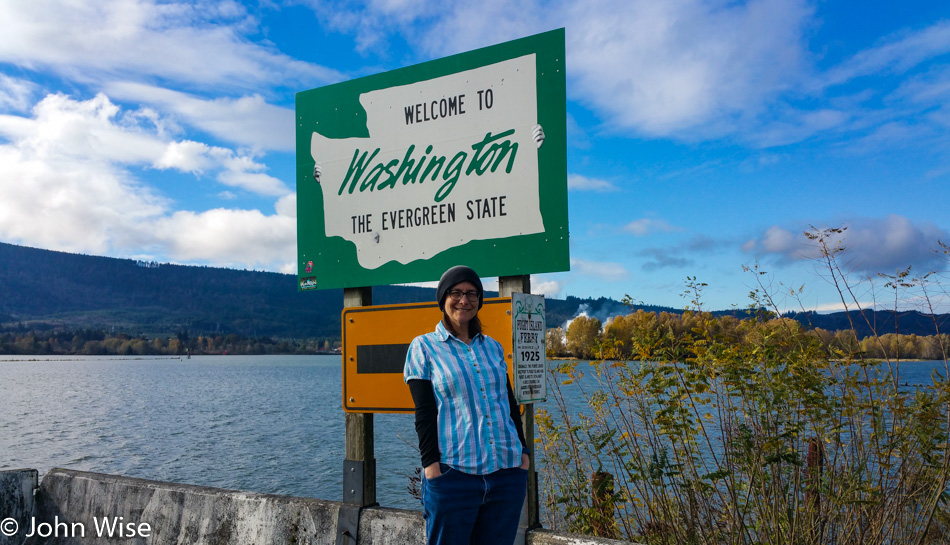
[[2, 355, 946, 512], [0, 355, 425, 510]]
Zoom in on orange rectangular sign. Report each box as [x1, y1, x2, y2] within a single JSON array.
[[341, 298, 513, 413]]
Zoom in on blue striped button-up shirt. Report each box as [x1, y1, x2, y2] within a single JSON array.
[[404, 321, 524, 475]]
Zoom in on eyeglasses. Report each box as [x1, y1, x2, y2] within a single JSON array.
[[447, 289, 479, 302]]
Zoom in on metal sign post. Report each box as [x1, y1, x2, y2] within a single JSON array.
[[337, 287, 376, 545]]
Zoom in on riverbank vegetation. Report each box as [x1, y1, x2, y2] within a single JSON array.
[[0, 327, 338, 356], [548, 309, 949, 362], [537, 231, 950, 544]]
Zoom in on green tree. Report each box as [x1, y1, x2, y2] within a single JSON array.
[[565, 316, 601, 359], [545, 327, 566, 357], [602, 315, 634, 359]]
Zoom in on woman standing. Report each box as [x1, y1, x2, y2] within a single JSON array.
[[404, 265, 530, 545]]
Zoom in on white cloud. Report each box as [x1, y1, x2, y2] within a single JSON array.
[[153, 208, 296, 270], [211, 148, 289, 196], [0, 0, 339, 92], [822, 21, 950, 88], [532, 279, 563, 299], [746, 216, 950, 273], [0, 142, 166, 256], [403, 276, 556, 297], [156, 140, 214, 172], [399, 280, 439, 289], [566, 113, 591, 149], [754, 20, 950, 148], [570, 258, 629, 282], [809, 301, 877, 314], [11, 93, 167, 164], [0, 91, 294, 269], [275, 193, 297, 219], [105, 82, 295, 151], [155, 138, 289, 196], [760, 225, 801, 255], [744, 225, 825, 262], [891, 65, 950, 105], [564, 0, 811, 137], [0, 74, 36, 112], [482, 278, 500, 294], [357, 0, 810, 138], [216, 169, 289, 197], [751, 108, 853, 148], [624, 217, 682, 236], [568, 173, 618, 192], [316, 0, 950, 152], [314, 0, 547, 57], [636, 235, 721, 272]]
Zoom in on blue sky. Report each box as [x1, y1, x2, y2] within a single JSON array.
[[1, 0, 949, 313]]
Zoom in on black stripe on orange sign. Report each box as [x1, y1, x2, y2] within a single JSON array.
[[356, 344, 411, 374]]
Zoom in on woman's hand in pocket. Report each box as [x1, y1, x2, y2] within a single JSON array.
[[424, 462, 442, 479]]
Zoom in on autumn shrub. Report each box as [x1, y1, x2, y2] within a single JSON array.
[[537, 231, 950, 544]]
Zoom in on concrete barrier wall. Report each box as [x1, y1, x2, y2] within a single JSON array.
[[0, 469, 633, 545], [0, 469, 37, 545]]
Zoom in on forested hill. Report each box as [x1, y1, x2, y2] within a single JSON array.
[[0, 242, 425, 338], [0, 242, 656, 339], [781, 309, 950, 340], [1, 242, 946, 340]]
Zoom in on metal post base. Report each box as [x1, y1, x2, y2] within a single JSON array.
[[336, 459, 378, 545]]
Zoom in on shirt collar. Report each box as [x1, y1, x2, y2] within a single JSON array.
[[435, 320, 482, 343]]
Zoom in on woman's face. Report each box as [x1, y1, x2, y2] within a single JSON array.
[[444, 281, 479, 329]]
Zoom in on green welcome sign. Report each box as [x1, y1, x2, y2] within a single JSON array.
[[296, 29, 568, 290]]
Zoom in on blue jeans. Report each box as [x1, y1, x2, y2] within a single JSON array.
[[421, 464, 528, 545]]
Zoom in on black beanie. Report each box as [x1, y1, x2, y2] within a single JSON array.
[[437, 265, 483, 311]]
